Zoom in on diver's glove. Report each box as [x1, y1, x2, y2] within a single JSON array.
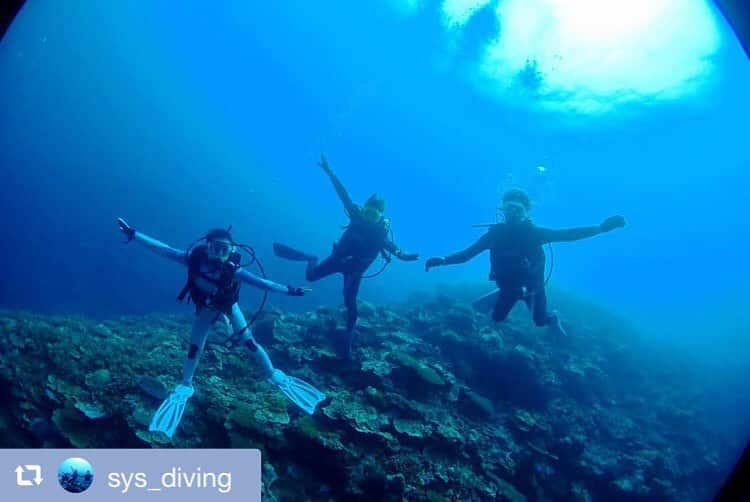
[[287, 285, 309, 296], [117, 217, 135, 242], [425, 257, 445, 272], [599, 215, 626, 233], [399, 252, 420, 262]]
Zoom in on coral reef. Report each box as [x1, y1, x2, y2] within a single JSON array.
[[0, 294, 728, 500]]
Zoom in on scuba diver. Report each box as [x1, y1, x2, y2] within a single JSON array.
[[273, 154, 419, 358], [116, 218, 326, 438], [425, 189, 626, 336]]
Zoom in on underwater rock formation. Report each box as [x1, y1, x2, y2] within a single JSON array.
[[0, 294, 728, 500]]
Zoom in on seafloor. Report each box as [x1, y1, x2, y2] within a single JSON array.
[[0, 291, 728, 501]]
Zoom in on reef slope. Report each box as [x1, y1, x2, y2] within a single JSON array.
[[0, 295, 725, 500]]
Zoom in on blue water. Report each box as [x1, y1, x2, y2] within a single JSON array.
[[1, 0, 749, 479]]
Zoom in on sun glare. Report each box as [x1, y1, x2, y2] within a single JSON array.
[[433, 0, 723, 113]]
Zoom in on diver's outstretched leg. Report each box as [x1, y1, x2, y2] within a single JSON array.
[[230, 304, 274, 377], [339, 273, 363, 359], [272, 242, 323, 281], [149, 309, 214, 438], [180, 309, 215, 385], [492, 289, 519, 323], [306, 253, 340, 282], [528, 290, 567, 336], [272, 243, 340, 283], [231, 304, 326, 414]]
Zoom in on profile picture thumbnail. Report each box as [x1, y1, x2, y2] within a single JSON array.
[[58, 457, 94, 493]]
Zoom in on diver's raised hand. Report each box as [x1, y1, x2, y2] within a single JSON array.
[[318, 154, 332, 175], [425, 256, 445, 272], [287, 285, 311, 297], [117, 217, 135, 242], [600, 215, 626, 233]]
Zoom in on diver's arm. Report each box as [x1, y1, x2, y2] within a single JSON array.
[[319, 154, 357, 216], [384, 240, 419, 261], [425, 233, 491, 271], [118, 218, 187, 265], [537, 226, 602, 243], [236, 268, 308, 296], [443, 238, 490, 264], [133, 232, 188, 264], [537, 215, 626, 243]]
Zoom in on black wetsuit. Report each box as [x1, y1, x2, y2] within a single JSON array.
[[307, 170, 414, 333], [443, 221, 601, 325]]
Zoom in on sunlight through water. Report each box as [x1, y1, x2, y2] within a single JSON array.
[[429, 0, 723, 113]]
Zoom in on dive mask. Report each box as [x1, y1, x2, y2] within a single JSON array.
[[208, 239, 234, 260], [500, 201, 528, 221], [362, 205, 383, 223]]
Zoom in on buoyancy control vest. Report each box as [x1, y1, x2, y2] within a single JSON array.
[[177, 245, 241, 315], [487, 223, 546, 289], [337, 217, 391, 260]]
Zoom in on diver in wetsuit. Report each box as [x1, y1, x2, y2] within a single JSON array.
[[273, 154, 419, 357], [425, 189, 626, 335], [116, 218, 325, 438]]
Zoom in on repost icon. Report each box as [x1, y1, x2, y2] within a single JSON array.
[[15, 464, 43, 487]]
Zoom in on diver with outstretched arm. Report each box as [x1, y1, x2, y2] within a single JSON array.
[[425, 189, 626, 335], [273, 154, 419, 358], [116, 218, 325, 438]]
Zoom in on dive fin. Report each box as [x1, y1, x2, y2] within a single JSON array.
[[473, 289, 500, 313], [548, 311, 568, 336], [269, 369, 326, 414], [149, 384, 194, 438], [273, 243, 316, 262]]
